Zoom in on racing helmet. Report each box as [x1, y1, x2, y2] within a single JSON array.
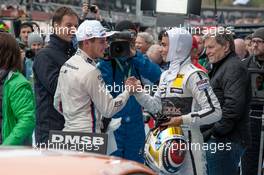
[[145, 126, 187, 174]]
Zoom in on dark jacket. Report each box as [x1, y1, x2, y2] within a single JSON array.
[[33, 34, 76, 144], [98, 52, 162, 123], [241, 55, 264, 116], [202, 52, 250, 147]]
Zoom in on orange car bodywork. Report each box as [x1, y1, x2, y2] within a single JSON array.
[[0, 147, 156, 175]]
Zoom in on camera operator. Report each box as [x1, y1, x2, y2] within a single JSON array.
[[97, 20, 162, 163], [241, 28, 264, 175], [24, 33, 44, 83]]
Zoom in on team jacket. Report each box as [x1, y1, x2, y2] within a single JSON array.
[[135, 60, 222, 175], [54, 49, 130, 133]]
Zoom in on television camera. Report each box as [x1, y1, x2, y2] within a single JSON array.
[[105, 31, 137, 58]]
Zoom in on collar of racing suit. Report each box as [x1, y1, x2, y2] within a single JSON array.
[[76, 48, 97, 66]]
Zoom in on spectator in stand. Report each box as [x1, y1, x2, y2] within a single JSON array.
[[146, 44, 162, 65], [244, 34, 254, 56], [27, 33, 44, 55], [80, 3, 112, 30], [146, 44, 168, 72], [33, 7, 78, 144], [18, 22, 34, 48], [0, 32, 35, 145], [191, 36, 208, 73], [234, 38, 248, 59], [241, 28, 264, 175], [24, 33, 44, 83], [193, 34, 212, 72], [135, 32, 154, 54]]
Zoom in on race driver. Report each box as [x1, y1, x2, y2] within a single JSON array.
[[54, 20, 132, 133], [127, 28, 222, 174]]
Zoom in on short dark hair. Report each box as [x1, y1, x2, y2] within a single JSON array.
[[52, 7, 78, 27], [162, 31, 169, 38], [158, 30, 166, 42], [20, 22, 34, 32], [0, 33, 22, 71]]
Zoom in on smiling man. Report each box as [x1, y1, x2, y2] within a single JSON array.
[[203, 28, 250, 175], [33, 7, 79, 144], [54, 20, 132, 134]]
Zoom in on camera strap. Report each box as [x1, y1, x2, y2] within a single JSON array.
[[114, 58, 131, 81]]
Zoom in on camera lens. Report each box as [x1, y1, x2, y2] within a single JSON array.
[[110, 41, 130, 58], [115, 45, 123, 53]]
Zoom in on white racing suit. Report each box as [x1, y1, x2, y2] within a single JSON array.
[[134, 61, 222, 175], [54, 49, 130, 133]]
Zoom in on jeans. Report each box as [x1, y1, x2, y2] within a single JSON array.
[[111, 119, 145, 163], [206, 138, 245, 175], [241, 115, 262, 175]]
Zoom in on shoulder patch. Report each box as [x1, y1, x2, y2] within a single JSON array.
[[114, 100, 123, 107], [172, 74, 184, 88], [63, 63, 79, 70], [176, 74, 184, 78], [86, 58, 93, 64], [196, 79, 209, 91]]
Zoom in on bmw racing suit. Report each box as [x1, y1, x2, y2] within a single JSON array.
[[134, 61, 222, 175], [54, 49, 130, 133]]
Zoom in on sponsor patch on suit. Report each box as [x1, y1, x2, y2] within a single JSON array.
[[196, 79, 209, 91], [114, 100, 123, 107], [172, 74, 184, 88], [170, 87, 183, 94]]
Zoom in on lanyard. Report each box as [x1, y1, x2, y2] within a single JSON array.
[[114, 58, 132, 81]]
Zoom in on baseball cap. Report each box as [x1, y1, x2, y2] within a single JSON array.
[[76, 20, 115, 41]]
